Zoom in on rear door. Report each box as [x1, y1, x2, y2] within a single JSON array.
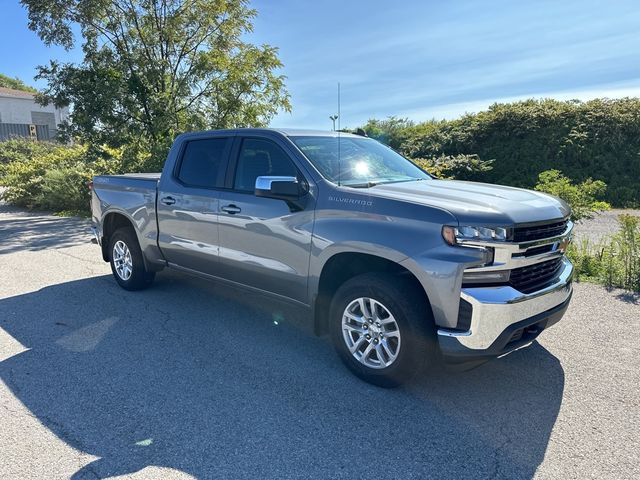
[[157, 135, 232, 275], [216, 135, 315, 303]]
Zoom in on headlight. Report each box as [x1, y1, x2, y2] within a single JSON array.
[[442, 225, 509, 245]]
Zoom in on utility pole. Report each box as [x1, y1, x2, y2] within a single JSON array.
[[329, 114, 338, 131]]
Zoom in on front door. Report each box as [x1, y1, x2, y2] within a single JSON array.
[[217, 137, 315, 303]]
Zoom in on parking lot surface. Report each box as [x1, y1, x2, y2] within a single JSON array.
[[1, 205, 639, 479]]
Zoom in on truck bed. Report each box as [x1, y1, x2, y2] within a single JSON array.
[[92, 173, 160, 193], [94, 173, 160, 186], [108, 173, 162, 181]]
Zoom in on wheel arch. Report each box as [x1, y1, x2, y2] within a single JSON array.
[[100, 210, 139, 262], [312, 251, 433, 336]]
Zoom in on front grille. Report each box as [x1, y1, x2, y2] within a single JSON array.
[[509, 257, 563, 293], [513, 219, 568, 242], [514, 244, 555, 258]]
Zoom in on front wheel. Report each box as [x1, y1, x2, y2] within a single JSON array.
[[329, 273, 436, 388], [108, 227, 155, 291]]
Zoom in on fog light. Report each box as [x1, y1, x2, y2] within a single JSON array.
[[462, 270, 510, 284]]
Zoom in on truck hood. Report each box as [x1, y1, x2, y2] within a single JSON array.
[[368, 179, 570, 225]]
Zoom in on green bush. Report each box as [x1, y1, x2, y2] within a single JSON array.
[[0, 138, 60, 165], [567, 214, 640, 292], [0, 139, 121, 214], [362, 98, 640, 207], [0, 143, 85, 208], [412, 154, 494, 180], [360, 117, 415, 151], [534, 169, 610, 221], [612, 214, 640, 291], [36, 166, 93, 212], [566, 239, 606, 282]]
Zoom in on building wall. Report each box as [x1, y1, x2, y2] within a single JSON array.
[[0, 123, 50, 142], [0, 96, 69, 127]]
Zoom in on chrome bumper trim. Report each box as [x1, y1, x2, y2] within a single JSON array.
[[437, 256, 573, 350]]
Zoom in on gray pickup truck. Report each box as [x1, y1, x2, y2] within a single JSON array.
[[91, 128, 573, 386]]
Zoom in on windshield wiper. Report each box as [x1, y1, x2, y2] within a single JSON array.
[[381, 177, 425, 185], [342, 181, 380, 188], [342, 177, 426, 188]]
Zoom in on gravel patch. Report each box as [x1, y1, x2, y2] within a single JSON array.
[[572, 209, 640, 245]]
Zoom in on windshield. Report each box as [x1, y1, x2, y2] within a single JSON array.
[[291, 136, 430, 187]]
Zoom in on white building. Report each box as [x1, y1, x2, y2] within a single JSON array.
[[0, 86, 70, 141]]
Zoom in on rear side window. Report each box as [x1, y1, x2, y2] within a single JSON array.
[[234, 138, 298, 191], [177, 138, 229, 188]]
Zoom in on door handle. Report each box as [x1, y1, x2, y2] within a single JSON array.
[[161, 196, 176, 206], [221, 204, 241, 214]]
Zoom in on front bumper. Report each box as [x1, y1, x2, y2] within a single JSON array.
[[437, 256, 573, 362]]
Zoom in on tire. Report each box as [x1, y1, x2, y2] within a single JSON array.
[[329, 273, 436, 388], [108, 227, 155, 291]]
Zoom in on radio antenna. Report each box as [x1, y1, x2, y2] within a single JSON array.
[[337, 82, 341, 186]]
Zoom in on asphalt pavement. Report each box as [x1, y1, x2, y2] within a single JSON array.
[[0, 204, 639, 479]]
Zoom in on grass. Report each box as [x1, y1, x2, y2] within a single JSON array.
[[568, 214, 640, 292]]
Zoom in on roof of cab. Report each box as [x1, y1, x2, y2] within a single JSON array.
[[269, 128, 360, 138], [177, 127, 361, 139]]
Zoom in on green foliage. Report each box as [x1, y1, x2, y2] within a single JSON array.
[[361, 117, 415, 151], [0, 73, 38, 93], [412, 154, 494, 180], [0, 138, 60, 164], [566, 239, 604, 282], [22, 0, 291, 170], [534, 169, 610, 221], [36, 166, 93, 212], [0, 139, 120, 212], [612, 214, 640, 291], [362, 98, 640, 207], [568, 214, 640, 292], [362, 119, 495, 180]]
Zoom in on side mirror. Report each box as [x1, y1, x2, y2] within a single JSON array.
[[255, 176, 308, 211], [255, 176, 303, 199]]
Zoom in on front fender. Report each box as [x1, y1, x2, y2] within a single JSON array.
[[308, 207, 486, 330]]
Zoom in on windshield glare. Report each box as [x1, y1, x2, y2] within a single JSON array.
[[291, 136, 430, 186]]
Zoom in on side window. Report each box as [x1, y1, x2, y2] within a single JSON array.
[[233, 138, 298, 192], [177, 137, 229, 188]]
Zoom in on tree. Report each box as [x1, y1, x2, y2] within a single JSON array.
[[362, 117, 414, 151], [0, 73, 37, 93], [21, 0, 291, 169]]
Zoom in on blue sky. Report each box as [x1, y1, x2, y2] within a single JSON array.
[[2, 0, 639, 129]]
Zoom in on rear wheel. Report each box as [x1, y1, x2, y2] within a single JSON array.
[[108, 227, 155, 291], [329, 273, 436, 387]]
